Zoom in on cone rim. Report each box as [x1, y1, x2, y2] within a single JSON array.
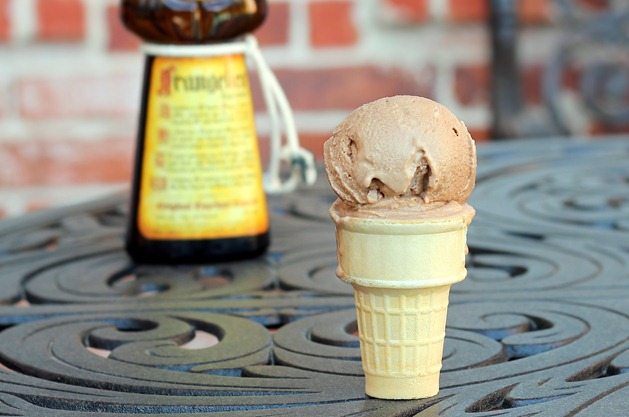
[[330, 201, 475, 235], [342, 272, 465, 288]]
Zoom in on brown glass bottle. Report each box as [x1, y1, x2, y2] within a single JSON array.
[[121, 0, 267, 44], [123, 0, 270, 264]]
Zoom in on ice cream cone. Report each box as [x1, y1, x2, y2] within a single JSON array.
[[331, 200, 474, 399]]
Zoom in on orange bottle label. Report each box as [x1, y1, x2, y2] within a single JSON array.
[[138, 54, 268, 240]]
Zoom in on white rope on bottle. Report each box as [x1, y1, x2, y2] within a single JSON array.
[[142, 36, 317, 194]]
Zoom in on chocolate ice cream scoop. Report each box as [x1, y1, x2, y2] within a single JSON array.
[[324, 96, 476, 207]]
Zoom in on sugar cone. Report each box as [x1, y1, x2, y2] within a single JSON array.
[[331, 200, 474, 399]]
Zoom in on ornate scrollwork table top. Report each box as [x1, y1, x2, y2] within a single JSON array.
[[0, 138, 627, 416]]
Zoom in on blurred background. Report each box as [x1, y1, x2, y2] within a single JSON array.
[[0, 0, 627, 218]]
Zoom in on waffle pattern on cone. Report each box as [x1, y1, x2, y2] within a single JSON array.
[[354, 285, 450, 397]]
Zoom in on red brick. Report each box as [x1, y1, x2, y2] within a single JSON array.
[[449, 0, 488, 22], [36, 0, 85, 41], [297, 132, 329, 160], [255, 65, 435, 111], [522, 65, 544, 105], [454, 64, 490, 106], [468, 128, 490, 142], [0, 139, 133, 187], [18, 74, 140, 119], [562, 67, 581, 91], [518, 0, 551, 24], [310, 1, 357, 48], [256, 2, 289, 46], [589, 122, 629, 136], [523, 65, 580, 100], [107, 5, 141, 51], [257, 136, 270, 167], [0, 0, 10, 42], [381, 0, 429, 24], [576, 0, 610, 11]]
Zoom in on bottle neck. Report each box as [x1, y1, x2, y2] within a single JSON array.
[[142, 37, 250, 58]]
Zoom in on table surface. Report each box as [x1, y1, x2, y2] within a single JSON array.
[[0, 139, 627, 416]]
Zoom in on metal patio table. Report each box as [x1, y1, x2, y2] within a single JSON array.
[[0, 138, 626, 416]]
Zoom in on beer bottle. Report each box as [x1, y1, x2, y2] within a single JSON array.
[[122, 0, 270, 263]]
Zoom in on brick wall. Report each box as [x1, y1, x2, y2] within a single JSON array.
[[0, 0, 618, 218]]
